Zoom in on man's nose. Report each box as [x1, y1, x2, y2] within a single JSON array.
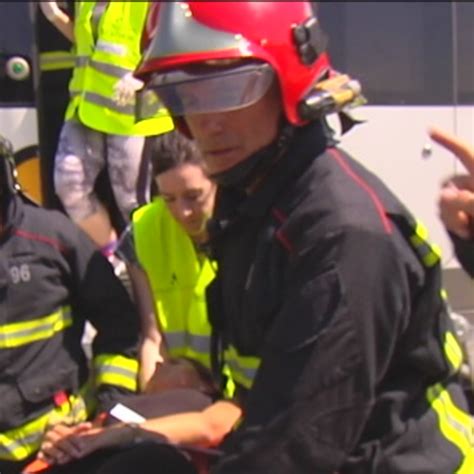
[[194, 112, 226, 133]]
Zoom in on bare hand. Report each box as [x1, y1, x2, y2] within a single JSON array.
[[113, 73, 144, 107], [38, 423, 92, 465], [39, 2, 63, 22], [430, 127, 474, 239]]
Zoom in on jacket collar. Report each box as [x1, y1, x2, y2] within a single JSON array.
[[218, 120, 328, 221]]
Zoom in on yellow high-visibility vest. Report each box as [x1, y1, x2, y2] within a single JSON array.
[[66, 1, 173, 136], [133, 198, 214, 368]]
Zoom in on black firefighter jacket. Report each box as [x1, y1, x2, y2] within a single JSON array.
[[0, 193, 139, 461], [208, 122, 474, 474]]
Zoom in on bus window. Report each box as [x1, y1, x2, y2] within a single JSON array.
[[319, 2, 454, 105]]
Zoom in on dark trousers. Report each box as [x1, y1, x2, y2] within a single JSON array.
[[47, 443, 199, 474], [0, 445, 200, 474]]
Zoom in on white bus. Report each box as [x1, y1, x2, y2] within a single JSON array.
[[319, 2, 474, 316]]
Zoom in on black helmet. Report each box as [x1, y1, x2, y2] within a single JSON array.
[[0, 134, 21, 195]]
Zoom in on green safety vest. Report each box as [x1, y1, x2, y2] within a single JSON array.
[[133, 198, 215, 368], [66, 1, 173, 136]]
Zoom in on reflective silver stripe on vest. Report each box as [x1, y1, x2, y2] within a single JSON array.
[[83, 91, 134, 115], [166, 331, 211, 354], [89, 59, 131, 79], [75, 56, 89, 68], [74, 57, 131, 79]]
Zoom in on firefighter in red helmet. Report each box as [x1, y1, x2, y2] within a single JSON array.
[[134, 3, 474, 473]]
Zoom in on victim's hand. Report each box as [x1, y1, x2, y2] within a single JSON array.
[[38, 422, 93, 465]]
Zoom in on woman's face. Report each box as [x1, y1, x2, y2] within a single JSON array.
[[156, 163, 216, 242]]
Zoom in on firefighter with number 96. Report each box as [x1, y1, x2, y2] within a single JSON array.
[[0, 135, 139, 474]]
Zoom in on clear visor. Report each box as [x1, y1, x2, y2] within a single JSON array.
[[136, 62, 275, 121]]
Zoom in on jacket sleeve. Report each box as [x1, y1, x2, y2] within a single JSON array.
[[212, 228, 414, 474], [62, 220, 140, 412]]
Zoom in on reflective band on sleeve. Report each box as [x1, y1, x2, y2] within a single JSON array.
[[0, 390, 89, 461], [39, 51, 74, 71], [444, 331, 464, 373], [0, 307, 72, 349], [224, 345, 260, 390], [426, 383, 474, 473], [75, 56, 89, 68], [94, 354, 138, 392], [89, 59, 132, 79], [409, 220, 441, 267]]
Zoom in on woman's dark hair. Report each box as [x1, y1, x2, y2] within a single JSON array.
[[144, 130, 204, 179]]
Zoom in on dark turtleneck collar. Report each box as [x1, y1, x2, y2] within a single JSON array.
[[207, 120, 329, 243], [209, 120, 295, 191]]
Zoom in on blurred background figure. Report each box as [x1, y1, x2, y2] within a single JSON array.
[[39, 1, 173, 270], [116, 130, 218, 391]]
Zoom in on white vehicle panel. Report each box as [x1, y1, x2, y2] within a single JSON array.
[[329, 105, 474, 269]]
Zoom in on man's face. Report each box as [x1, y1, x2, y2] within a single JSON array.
[[183, 82, 283, 176]]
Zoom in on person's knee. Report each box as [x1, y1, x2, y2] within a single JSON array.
[[54, 154, 96, 219]]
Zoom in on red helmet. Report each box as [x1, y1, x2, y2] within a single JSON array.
[[136, 1, 331, 126]]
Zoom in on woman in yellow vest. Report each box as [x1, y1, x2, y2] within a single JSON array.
[[39, 1, 173, 265], [115, 130, 218, 391]]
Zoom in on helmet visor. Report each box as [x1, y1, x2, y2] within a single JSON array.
[[136, 62, 275, 120]]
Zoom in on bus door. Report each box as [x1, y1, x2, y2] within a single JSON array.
[[0, 2, 40, 203]]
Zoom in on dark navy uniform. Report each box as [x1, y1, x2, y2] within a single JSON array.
[[0, 188, 139, 469]]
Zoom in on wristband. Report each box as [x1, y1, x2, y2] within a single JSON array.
[[124, 422, 144, 445]]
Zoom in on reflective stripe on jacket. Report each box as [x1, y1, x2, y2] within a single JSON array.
[[66, 1, 173, 136], [223, 344, 260, 390], [0, 306, 71, 349]]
